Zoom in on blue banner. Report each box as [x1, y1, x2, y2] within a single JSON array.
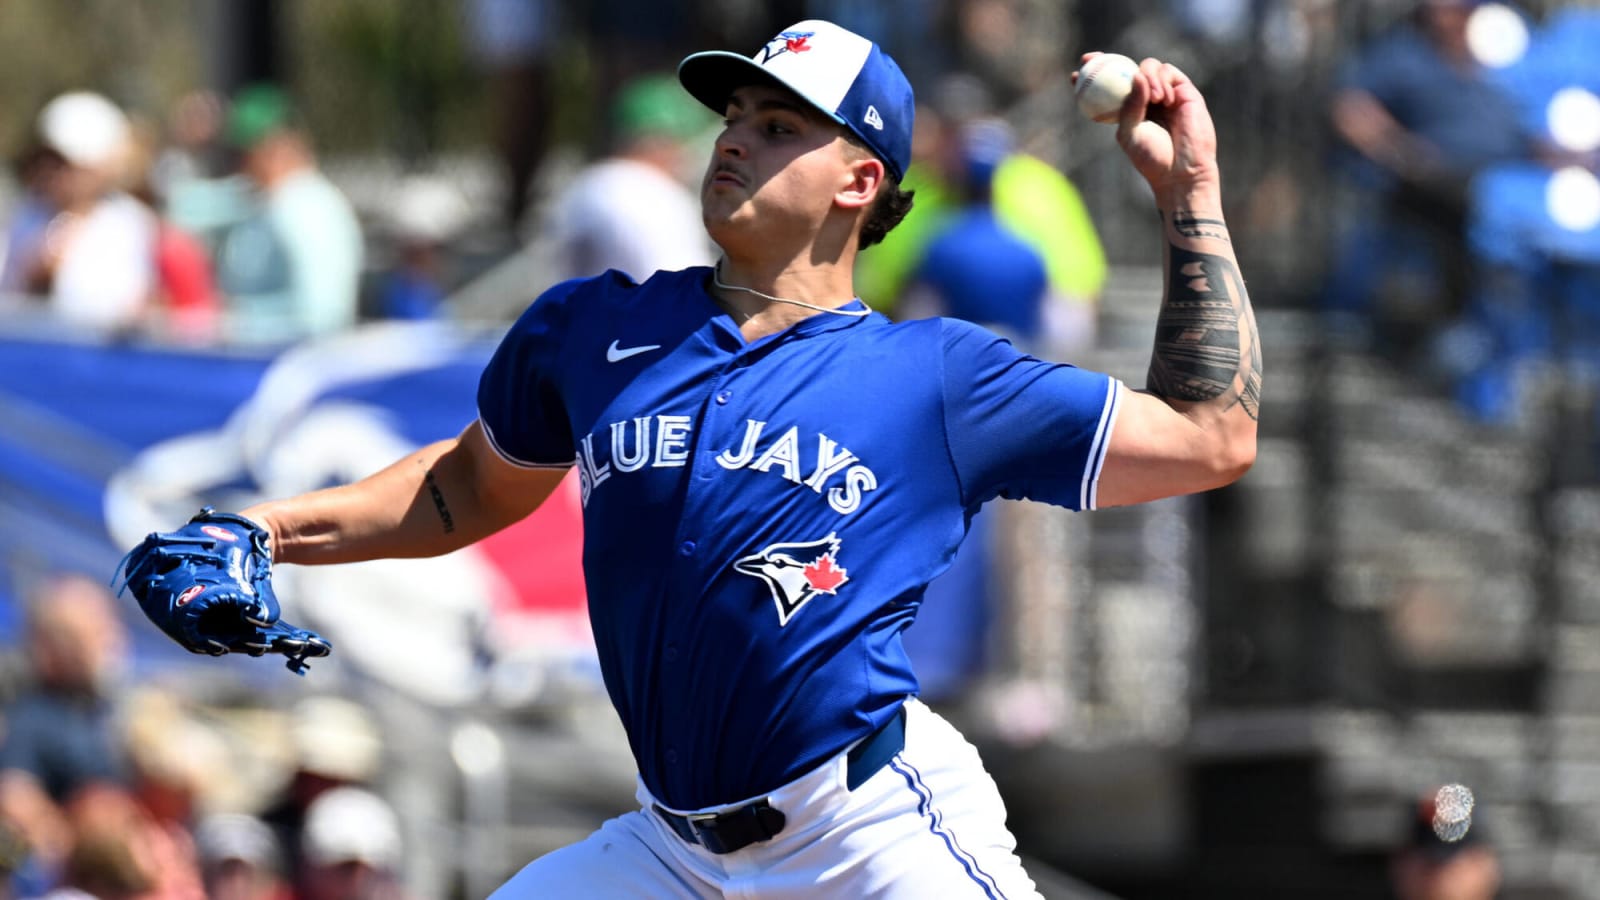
[[0, 321, 594, 702]]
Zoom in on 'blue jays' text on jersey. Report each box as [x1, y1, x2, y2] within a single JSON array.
[[477, 267, 1121, 810]]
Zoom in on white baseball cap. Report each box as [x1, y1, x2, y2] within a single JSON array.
[[194, 813, 282, 872], [302, 786, 403, 869], [37, 91, 131, 170], [290, 695, 383, 782], [678, 20, 915, 182]]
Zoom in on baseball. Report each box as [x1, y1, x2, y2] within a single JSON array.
[[1075, 53, 1140, 123]]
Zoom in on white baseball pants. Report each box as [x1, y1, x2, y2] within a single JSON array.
[[490, 698, 1042, 898]]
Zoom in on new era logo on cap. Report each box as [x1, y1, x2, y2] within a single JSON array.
[[678, 20, 915, 182]]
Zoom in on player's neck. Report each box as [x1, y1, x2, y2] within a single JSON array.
[[711, 257, 860, 339]]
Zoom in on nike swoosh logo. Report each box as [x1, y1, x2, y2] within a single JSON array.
[[606, 340, 662, 363]]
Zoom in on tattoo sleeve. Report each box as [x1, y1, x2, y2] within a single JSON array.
[[1172, 212, 1230, 241], [423, 468, 456, 534], [1147, 214, 1262, 421]]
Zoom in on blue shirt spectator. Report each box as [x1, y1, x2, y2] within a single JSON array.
[[0, 695, 125, 805], [913, 208, 1050, 345], [214, 85, 363, 346], [1325, 0, 1531, 337], [1334, 12, 1527, 188], [0, 575, 129, 803]]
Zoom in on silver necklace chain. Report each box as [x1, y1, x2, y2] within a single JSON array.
[[712, 262, 872, 319]]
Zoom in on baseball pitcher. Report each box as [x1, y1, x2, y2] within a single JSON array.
[[119, 20, 1258, 898]]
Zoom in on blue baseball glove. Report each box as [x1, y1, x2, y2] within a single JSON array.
[[116, 508, 331, 675]]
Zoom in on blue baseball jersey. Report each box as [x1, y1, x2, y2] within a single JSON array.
[[477, 267, 1120, 810]]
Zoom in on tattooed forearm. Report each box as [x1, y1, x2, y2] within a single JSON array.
[[1172, 212, 1230, 241], [423, 468, 456, 534], [1147, 243, 1262, 421]]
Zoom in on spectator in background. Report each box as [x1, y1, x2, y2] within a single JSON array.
[[902, 118, 1050, 345], [214, 84, 363, 347], [375, 176, 472, 321], [0, 575, 134, 896], [125, 114, 224, 346], [259, 696, 382, 890], [297, 788, 409, 900], [850, 74, 974, 311], [465, 0, 560, 235], [1430, 8, 1600, 430], [1, 92, 158, 335], [897, 119, 1056, 707], [548, 74, 716, 282], [40, 792, 155, 900], [1326, 0, 1531, 351], [1390, 794, 1501, 900], [0, 145, 60, 298], [194, 814, 288, 900], [0, 574, 129, 802], [147, 91, 228, 205], [44, 784, 203, 900], [986, 134, 1107, 354], [855, 72, 1106, 335]]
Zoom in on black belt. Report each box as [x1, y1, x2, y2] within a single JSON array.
[[654, 705, 907, 854]]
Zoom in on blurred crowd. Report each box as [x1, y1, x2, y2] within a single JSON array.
[[0, 574, 412, 900], [4, 0, 1599, 429], [0, 83, 364, 348], [1323, 0, 1600, 466], [0, 0, 1109, 356]]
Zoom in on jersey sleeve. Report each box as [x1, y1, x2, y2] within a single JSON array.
[[476, 279, 586, 467], [940, 318, 1121, 511]]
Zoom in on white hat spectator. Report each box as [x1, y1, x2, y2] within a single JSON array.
[[290, 695, 384, 783], [301, 787, 403, 870], [195, 813, 282, 872], [37, 91, 131, 171], [389, 175, 472, 245]]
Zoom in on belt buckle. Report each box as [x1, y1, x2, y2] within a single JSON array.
[[687, 810, 729, 853]]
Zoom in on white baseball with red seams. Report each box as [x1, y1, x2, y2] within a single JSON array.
[[1075, 53, 1140, 123]]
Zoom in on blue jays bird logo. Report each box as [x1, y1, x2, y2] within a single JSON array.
[[734, 533, 849, 626], [760, 30, 815, 63]]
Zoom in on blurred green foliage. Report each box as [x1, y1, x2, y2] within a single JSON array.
[[0, 0, 523, 169], [286, 0, 486, 161], [0, 0, 204, 160]]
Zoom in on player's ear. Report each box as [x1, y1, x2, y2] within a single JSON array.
[[835, 150, 884, 212]]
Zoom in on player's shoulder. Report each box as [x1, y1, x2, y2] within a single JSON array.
[[633, 265, 715, 301], [916, 314, 1011, 350], [859, 315, 1018, 373], [566, 266, 711, 304], [528, 266, 711, 313], [868, 313, 995, 345]]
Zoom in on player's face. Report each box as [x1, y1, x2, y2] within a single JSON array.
[[701, 84, 858, 251]]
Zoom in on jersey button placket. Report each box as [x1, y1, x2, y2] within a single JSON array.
[[698, 372, 737, 480]]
